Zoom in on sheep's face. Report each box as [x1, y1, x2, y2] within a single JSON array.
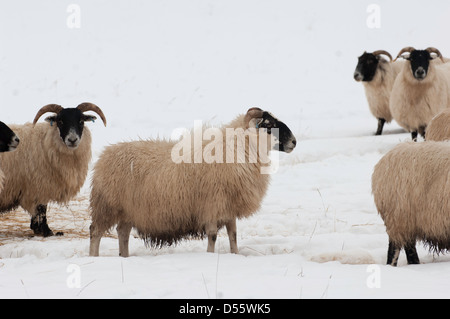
[[354, 52, 379, 82], [45, 108, 96, 149], [0, 121, 19, 152], [256, 111, 297, 153], [407, 50, 432, 80]]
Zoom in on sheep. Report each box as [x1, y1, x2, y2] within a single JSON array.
[[0, 121, 20, 153], [89, 107, 297, 257], [354, 50, 404, 135], [372, 141, 450, 266], [389, 47, 450, 141], [0, 103, 106, 237], [425, 108, 450, 142], [0, 121, 20, 193]]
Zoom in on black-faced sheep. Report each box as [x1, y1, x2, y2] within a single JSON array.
[[354, 50, 404, 135], [0, 121, 19, 153], [390, 47, 450, 141], [0, 103, 106, 237], [89, 107, 297, 257], [372, 141, 450, 266]]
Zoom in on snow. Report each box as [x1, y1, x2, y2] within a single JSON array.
[[1, 0, 450, 299]]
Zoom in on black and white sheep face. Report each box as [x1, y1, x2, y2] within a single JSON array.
[[0, 121, 19, 152], [354, 52, 380, 82], [257, 112, 296, 153], [45, 108, 96, 149], [407, 50, 432, 80]]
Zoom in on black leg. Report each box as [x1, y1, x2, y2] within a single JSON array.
[[375, 118, 386, 136], [387, 240, 401, 266], [30, 204, 55, 237], [404, 241, 420, 264], [411, 131, 418, 142]]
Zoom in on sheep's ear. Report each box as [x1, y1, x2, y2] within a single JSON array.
[[83, 115, 97, 123], [399, 54, 410, 60], [44, 116, 57, 125]]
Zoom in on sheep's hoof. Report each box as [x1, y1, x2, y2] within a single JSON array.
[[55, 231, 64, 236]]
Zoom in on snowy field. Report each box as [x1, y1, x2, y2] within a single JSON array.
[[1, 0, 450, 299]]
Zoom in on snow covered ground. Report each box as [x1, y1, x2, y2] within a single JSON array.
[[1, 0, 450, 299]]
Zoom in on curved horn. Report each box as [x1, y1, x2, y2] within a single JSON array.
[[76, 102, 107, 126], [33, 104, 63, 125], [394, 47, 416, 62], [372, 50, 393, 62], [426, 47, 445, 63]]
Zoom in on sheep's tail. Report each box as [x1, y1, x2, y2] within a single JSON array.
[[139, 231, 206, 248], [422, 237, 450, 255]]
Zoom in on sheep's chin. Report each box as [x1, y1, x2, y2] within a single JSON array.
[[65, 144, 79, 150]]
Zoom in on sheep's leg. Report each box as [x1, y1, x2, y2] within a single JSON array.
[[411, 131, 418, 142], [206, 221, 218, 253], [418, 126, 426, 140], [387, 240, 401, 266], [375, 118, 386, 136], [117, 221, 133, 258], [226, 219, 239, 254], [30, 204, 54, 237], [404, 241, 420, 265], [89, 223, 104, 257]]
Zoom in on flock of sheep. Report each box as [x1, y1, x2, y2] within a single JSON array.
[[0, 46, 448, 267], [355, 46, 450, 266]]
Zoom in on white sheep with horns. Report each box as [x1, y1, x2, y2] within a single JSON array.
[[354, 50, 404, 135], [0, 103, 106, 237]]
